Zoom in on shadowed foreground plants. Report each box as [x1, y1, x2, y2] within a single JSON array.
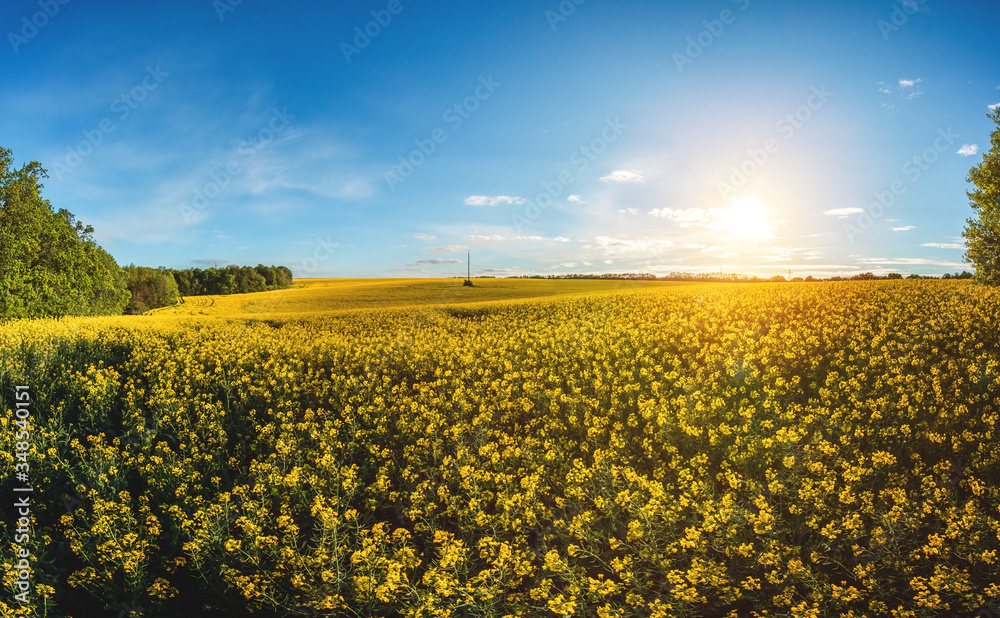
[[2, 280, 999, 617]]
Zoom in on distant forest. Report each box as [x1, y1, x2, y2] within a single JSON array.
[[124, 264, 293, 315], [506, 271, 976, 283]]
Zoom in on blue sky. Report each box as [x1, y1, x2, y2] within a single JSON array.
[[2, 0, 998, 278]]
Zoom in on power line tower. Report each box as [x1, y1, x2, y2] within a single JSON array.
[[463, 252, 474, 287]]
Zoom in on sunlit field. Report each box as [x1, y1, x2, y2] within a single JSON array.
[[148, 278, 691, 319], [2, 279, 999, 617]]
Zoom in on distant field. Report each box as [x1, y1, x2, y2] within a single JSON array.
[[149, 277, 697, 318], [2, 280, 999, 617]]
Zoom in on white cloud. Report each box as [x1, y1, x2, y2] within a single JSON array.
[[594, 236, 673, 257], [600, 169, 645, 183], [891, 226, 916, 232], [464, 195, 526, 207], [413, 233, 436, 241], [422, 245, 467, 254], [759, 246, 823, 262], [990, 103, 1000, 111], [514, 235, 570, 242], [649, 207, 725, 227], [412, 259, 462, 266], [567, 195, 584, 203], [897, 78, 923, 100], [465, 234, 505, 241], [618, 208, 639, 215], [823, 208, 864, 218], [922, 242, 965, 250], [857, 257, 968, 268], [957, 144, 979, 157], [877, 82, 892, 94]]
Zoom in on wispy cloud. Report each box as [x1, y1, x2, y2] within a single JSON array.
[[593, 236, 673, 257], [898, 78, 923, 100], [413, 233, 437, 240], [823, 208, 864, 218], [757, 247, 826, 262], [891, 226, 916, 232], [567, 195, 584, 203], [649, 207, 725, 228], [857, 257, 967, 268], [922, 242, 965, 250], [957, 144, 979, 157], [422, 245, 467, 254], [411, 258, 462, 265], [514, 235, 570, 242], [618, 207, 639, 215], [465, 234, 505, 241], [465, 195, 526, 207], [990, 103, 1000, 112], [600, 169, 645, 183]]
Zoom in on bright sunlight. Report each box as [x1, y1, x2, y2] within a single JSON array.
[[724, 195, 776, 240]]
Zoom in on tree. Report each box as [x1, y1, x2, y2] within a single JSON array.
[[124, 266, 179, 314], [0, 147, 130, 319], [964, 104, 1000, 285]]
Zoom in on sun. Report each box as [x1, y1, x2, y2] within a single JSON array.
[[725, 195, 775, 240]]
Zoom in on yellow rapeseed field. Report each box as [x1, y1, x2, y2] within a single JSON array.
[[1, 279, 999, 617]]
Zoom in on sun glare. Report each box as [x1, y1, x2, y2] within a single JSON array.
[[726, 196, 775, 240]]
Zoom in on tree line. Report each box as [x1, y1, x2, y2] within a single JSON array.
[[122, 264, 293, 315], [506, 271, 975, 282]]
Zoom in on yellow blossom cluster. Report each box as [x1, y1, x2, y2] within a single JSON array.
[[1, 279, 998, 617]]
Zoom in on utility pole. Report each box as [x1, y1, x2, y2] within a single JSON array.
[[464, 252, 474, 287]]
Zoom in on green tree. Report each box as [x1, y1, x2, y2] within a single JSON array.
[[124, 265, 180, 314], [964, 105, 1000, 285], [0, 147, 130, 319]]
